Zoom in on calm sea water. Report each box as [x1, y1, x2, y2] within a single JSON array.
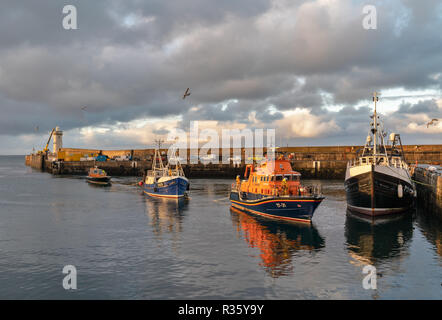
[[0, 155, 440, 299]]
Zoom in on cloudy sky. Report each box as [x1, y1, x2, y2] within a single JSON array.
[[0, 0, 441, 154]]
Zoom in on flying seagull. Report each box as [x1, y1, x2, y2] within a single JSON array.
[[426, 118, 439, 128], [182, 88, 191, 99]]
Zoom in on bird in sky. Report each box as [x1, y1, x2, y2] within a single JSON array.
[[426, 118, 439, 128], [81, 106, 87, 111], [182, 88, 191, 99]]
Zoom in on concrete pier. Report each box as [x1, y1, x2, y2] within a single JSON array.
[[413, 165, 442, 216], [25, 154, 45, 170]]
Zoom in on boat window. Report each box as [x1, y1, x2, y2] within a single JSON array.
[[275, 175, 283, 181]]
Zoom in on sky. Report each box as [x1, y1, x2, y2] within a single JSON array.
[[0, 0, 441, 154]]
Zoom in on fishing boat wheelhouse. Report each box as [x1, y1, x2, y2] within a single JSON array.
[[230, 154, 324, 223]]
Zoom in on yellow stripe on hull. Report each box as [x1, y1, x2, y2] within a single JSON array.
[[231, 203, 312, 224]]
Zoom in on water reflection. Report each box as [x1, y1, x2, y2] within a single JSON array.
[[142, 196, 189, 237], [230, 207, 325, 278], [415, 208, 442, 257], [345, 210, 414, 266]]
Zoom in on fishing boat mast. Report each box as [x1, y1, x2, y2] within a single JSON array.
[[152, 139, 165, 172], [372, 91, 379, 161]]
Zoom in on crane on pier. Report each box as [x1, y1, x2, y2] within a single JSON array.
[[38, 128, 55, 155]]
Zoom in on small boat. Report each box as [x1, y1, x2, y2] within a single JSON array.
[[141, 148, 189, 199], [344, 92, 416, 216], [86, 167, 111, 186], [230, 153, 324, 223]]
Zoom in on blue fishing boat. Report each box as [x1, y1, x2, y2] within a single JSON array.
[[141, 148, 189, 199]]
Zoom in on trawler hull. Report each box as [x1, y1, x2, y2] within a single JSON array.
[[344, 164, 415, 216], [230, 191, 324, 223], [143, 176, 189, 198]]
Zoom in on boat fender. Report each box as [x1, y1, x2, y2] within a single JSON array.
[[398, 184, 403, 198], [138, 181, 143, 186]]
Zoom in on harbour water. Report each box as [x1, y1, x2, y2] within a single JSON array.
[[0, 156, 441, 299]]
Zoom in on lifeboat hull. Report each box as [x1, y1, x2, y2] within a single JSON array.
[[230, 191, 324, 223]]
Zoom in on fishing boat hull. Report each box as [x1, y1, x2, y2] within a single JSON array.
[[86, 176, 111, 186], [230, 191, 324, 223], [143, 176, 189, 198], [344, 164, 415, 216]]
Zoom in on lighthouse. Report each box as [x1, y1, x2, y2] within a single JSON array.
[[53, 126, 63, 153]]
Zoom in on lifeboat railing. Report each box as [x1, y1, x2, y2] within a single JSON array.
[[231, 183, 322, 198]]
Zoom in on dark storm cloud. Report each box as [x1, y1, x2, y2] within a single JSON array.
[[0, 0, 441, 149], [397, 99, 441, 115], [317, 99, 442, 147]]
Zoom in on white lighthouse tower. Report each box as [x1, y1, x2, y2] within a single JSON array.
[[53, 126, 63, 153]]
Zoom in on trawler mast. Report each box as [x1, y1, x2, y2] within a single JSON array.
[[373, 91, 379, 160]]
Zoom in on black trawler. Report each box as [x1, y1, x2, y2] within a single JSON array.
[[344, 92, 416, 216]]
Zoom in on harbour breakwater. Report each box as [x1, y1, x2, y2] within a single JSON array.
[[25, 144, 441, 179]]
